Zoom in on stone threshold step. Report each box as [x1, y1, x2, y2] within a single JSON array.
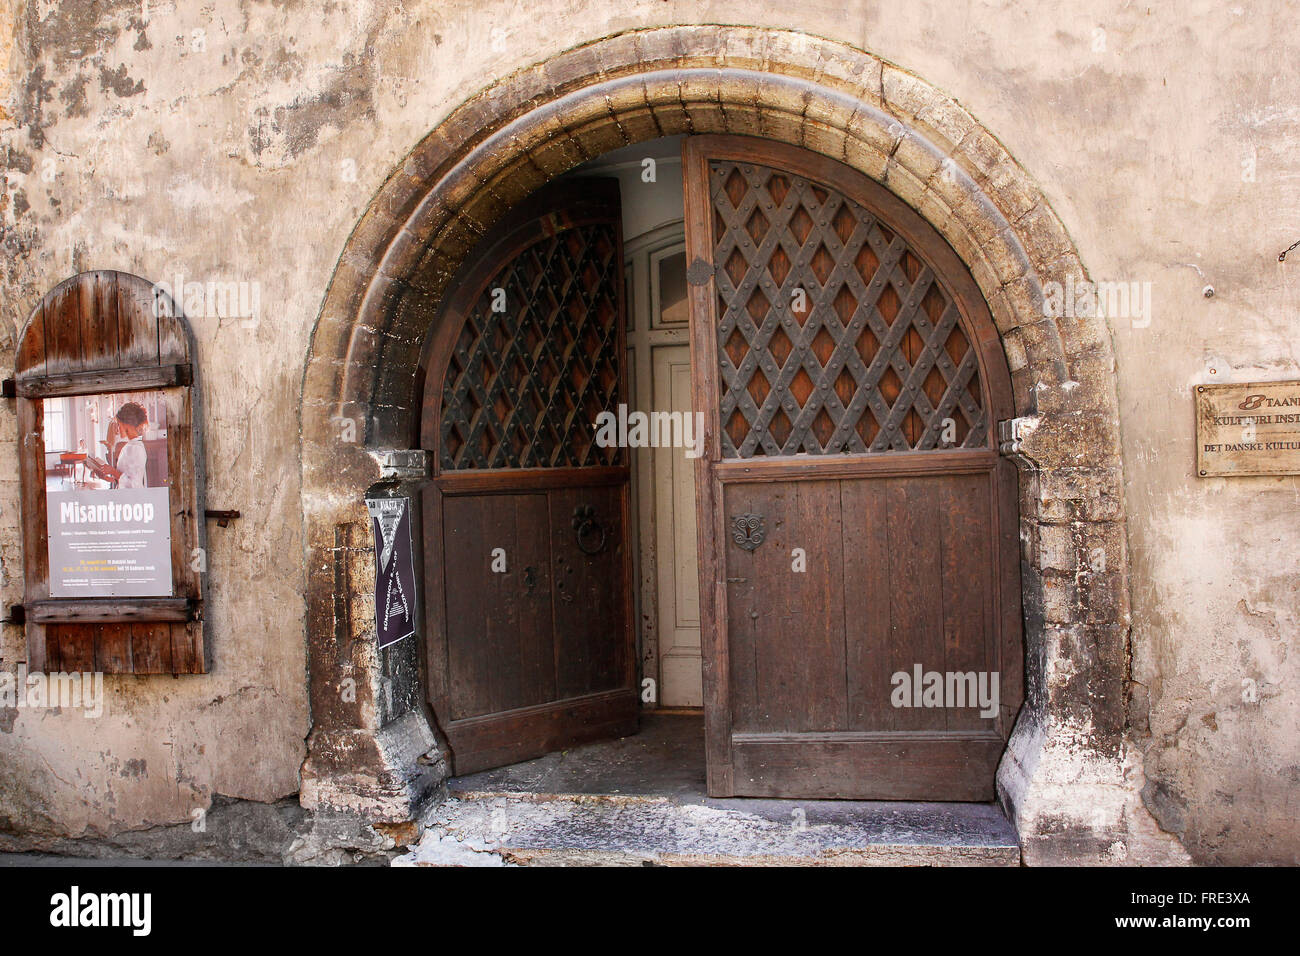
[[395, 791, 1021, 867]]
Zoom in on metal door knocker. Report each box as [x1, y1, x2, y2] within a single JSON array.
[[731, 513, 766, 551], [571, 504, 607, 556]]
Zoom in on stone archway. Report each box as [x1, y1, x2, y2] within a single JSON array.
[[298, 26, 1137, 863]]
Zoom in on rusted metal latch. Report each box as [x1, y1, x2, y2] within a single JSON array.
[[204, 510, 242, 528]]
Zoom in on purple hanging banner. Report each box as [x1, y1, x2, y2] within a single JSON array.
[[366, 495, 417, 648]]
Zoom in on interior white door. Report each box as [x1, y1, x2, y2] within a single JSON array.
[[652, 344, 702, 706]]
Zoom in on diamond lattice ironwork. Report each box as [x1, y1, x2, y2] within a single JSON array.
[[709, 161, 988, 458], [440, 222, 623, 469]]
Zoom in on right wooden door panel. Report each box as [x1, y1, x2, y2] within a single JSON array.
[[722, 469, 1008, 799], [685, 135, 1023, 801]]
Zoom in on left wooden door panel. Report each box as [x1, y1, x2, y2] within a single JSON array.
[[548, 483, 630, 701], [421, 179, 637, 776], [443, 492, 555, 720]]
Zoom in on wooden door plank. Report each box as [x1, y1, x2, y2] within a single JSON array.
[[165, 388, 196, 601], [729, 734, 1002, 800], [885, 477, 947, 732], [37, 626, 59, 672], [549, 483, 629, 699], [841, 476, 894, 732], [42, 277, 86, 376], [80, 271, 120, 369], [445, 688, 638, 776], [937, 472, 994, 731], [444, 494, 519, 719], [421, 485, 451, 720], [116, 274, 162, 368], [722, 479, 847, 734], [158, 307, 189, 367], [16, 300, 47, 377], [720, 482, 779, 733], [442, 492, 558, 725], [512, 494, 558, 708], [784, 479, 848, 731], [94, 624, 133, 673], [55, 624, 95, 672], [130, 623, 173, 674], [18, 393, 51, 671], [683, 135, 732, 795], [161, 387, 204, 674], [169, 622, 202, 674]]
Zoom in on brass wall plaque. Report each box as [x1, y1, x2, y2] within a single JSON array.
[[1195, 381, 1300, 477]]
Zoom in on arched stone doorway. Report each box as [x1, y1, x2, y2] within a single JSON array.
[[298, 26, 1133, 862]]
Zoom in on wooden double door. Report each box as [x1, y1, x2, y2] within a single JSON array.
[[421, 138, 1022, 799]]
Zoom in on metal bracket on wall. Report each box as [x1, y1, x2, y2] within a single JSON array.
[[204, 510, 242, 528], [367, 448, 431, 483], [997, 416, 1041, 466]]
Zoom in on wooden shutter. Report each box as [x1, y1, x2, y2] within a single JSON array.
[[14, 271, 207, 675]]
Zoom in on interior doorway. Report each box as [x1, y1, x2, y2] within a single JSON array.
[[419, 133, 1022, 801], [584, 136, 705, 711]]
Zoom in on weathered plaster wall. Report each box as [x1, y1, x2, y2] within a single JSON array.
[[0, 0, 1295, 863]]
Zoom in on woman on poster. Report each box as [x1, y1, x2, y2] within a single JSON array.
[[111, 402, 151, 488]]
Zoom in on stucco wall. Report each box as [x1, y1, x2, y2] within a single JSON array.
[[0, 0, 1295, 863]]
